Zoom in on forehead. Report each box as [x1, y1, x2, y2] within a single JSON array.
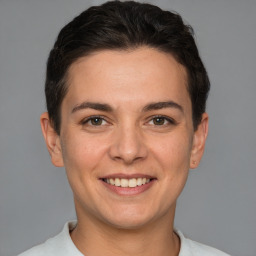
[[64, 47, 191, 112]]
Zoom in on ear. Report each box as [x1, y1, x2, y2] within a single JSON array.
[[190, 112, 209, 169], [40, 112, 64, 167]]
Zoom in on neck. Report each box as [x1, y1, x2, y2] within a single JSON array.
[[70, 206, 180, 256]]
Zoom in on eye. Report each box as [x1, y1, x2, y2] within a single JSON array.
[[89, 117, 104, 126], [81, 116, 107, 126], [152, 117, 167, 125], [148, 116, 175, 126]]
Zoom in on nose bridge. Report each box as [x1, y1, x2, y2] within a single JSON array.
[[109, 119, 147, 164]]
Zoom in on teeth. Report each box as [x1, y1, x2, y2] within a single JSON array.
[[129, 178, 137, 188], [120, 179, 129, 187], [105, 177, 152, 188], [115, 178, 121, 186], [137, 178, 142, 186]]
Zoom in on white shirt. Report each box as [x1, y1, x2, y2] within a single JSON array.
[[18, 221, 230, 256]]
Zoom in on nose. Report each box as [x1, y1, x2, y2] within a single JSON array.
[[108, 123, 148, 165]]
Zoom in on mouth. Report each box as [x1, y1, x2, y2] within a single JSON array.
[[99, 175, 157, 196], [101, 177, 154, 188]]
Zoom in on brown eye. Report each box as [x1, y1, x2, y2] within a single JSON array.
[[152, 117, 166, 125], [90, 117, 103, 125], [147, 116, 175, 127], [81, 116, 107, 126]]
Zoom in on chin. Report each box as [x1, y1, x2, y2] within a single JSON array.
[[97, 206, 161, 230], [104, 215, 154, 230]]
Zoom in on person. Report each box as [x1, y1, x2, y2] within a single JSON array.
[[18, 1, 230, 255]]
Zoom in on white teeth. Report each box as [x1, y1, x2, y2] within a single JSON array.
[[105, 177, 152, 187], [137, 178, 142, 186], [129, 178, 137, 188], [115, 178, 121, 186], [121, 179, 129, 187]]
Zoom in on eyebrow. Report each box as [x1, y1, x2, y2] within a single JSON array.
[[72, 102, 113, 113], [71, 100, 183, 114], [142, 101, 184, 113]]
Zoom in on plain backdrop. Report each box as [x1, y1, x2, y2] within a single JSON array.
[[0, 0, 255, 255]]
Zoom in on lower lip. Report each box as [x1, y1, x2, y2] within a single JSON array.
[[100, 179, 156, 196]]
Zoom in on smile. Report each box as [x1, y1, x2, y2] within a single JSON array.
[[103, 178, 151, 188]]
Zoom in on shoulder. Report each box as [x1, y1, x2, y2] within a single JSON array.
[[18, 221, 82, 256], [177, 230, 231, 256], [18, 240, 52, 256], [17, 233, 62, 256]]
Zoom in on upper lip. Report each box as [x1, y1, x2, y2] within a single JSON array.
[[99, 173, 156, 179]]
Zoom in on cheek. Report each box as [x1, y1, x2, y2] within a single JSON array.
[[60, 132, 110, 203], [60, 131, 108, 175], [151, 132, 192, 172], [146, 133, 192, 213]]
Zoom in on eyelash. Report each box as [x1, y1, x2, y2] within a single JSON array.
[[80, 115, 176, 127], [147, 115, 176, 126], [80, 115, 107, 126]]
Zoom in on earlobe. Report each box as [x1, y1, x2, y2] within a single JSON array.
[[40, 112, 64, 167], [190, 113, 209, 169]]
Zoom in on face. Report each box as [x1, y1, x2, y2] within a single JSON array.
[[41, 47, 208, 229]]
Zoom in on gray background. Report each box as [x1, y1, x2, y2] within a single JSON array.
[[0, 0, 255, 255]]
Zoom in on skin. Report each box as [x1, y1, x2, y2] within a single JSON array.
[[41, 47, 208, 256]]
